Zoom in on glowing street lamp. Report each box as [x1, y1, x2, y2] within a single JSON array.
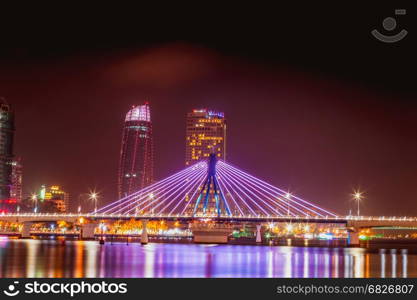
[[89, 190, 100, 213], [352, 190, 363, 217], [285, 192, 292, 216], [31, 193, 38, 213]]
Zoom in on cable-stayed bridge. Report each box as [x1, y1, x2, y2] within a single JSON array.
[[96, 154, 336, 218], [1, 154, 417, 244]]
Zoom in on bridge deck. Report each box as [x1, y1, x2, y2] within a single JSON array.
[[1, 213, 417, 226]]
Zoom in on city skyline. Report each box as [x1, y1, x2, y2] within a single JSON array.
[[0, 19, 416, 216], [2, 64, 417, 216], [0, 5, 416, 283]]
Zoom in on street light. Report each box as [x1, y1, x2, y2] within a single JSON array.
[[285, 192, 292, 216], [352, 190, 363, 217], [31, 193, 38, 213], [89, 190, 100, 213]]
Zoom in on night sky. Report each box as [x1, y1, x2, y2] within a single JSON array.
[[0, 4, 416, 215]]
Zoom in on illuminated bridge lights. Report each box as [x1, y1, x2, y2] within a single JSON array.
[[94, 157, 337, 218]]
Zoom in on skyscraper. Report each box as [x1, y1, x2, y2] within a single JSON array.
[[118, 103, 154, 198], [0, 97, 15, 212], [10, 157, 23, 204], [185, 109, 226, 166]]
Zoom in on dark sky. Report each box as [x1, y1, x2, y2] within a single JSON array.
[[0, 4, 416, 215]]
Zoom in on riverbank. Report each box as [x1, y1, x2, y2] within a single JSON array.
[[13, 234, 417, 254]]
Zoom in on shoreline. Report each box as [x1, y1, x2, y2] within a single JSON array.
[[6, 235, 417, 254]]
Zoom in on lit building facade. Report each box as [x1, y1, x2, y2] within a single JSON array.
[[118, 103, 154, 198], [185, 109, 226, 166], [0, 98, 15, 212], [10, 157, 23, 204], [38, 185, 69, 213]]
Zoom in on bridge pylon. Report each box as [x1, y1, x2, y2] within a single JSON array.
[[192, 153, 231, 217]]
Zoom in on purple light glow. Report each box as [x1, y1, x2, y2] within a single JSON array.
[[95, 160, 336, 218], [217, 163, 309, 216], [153, 171, 206, 215], [217, 165, 270, 216], [113, 166, 205, 215], [175, 173, 207, 215], [125, 167, 206, 215], [96, 162, 206, 214], [218, 161, 336, 217], [217, 164, 287, 216]]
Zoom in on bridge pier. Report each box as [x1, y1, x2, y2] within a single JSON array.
[[141, 219, 149, 245], [20, 222, 32, 238], [81, 223, 96, 240], [348, 230, 360, 246], [256, 224, 262, 243], [192, 222, 233, 244]]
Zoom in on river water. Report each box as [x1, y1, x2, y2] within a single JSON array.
[[0, 239, 416, 278]]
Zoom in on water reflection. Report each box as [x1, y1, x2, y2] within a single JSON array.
[[0, 239, 416, 278]]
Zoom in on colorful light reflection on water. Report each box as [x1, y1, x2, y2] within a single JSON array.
[[0, 239, 416, 278]]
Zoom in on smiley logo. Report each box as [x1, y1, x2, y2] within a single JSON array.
[[3, 281, 20, 297], [372, 9, 408, 43]]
